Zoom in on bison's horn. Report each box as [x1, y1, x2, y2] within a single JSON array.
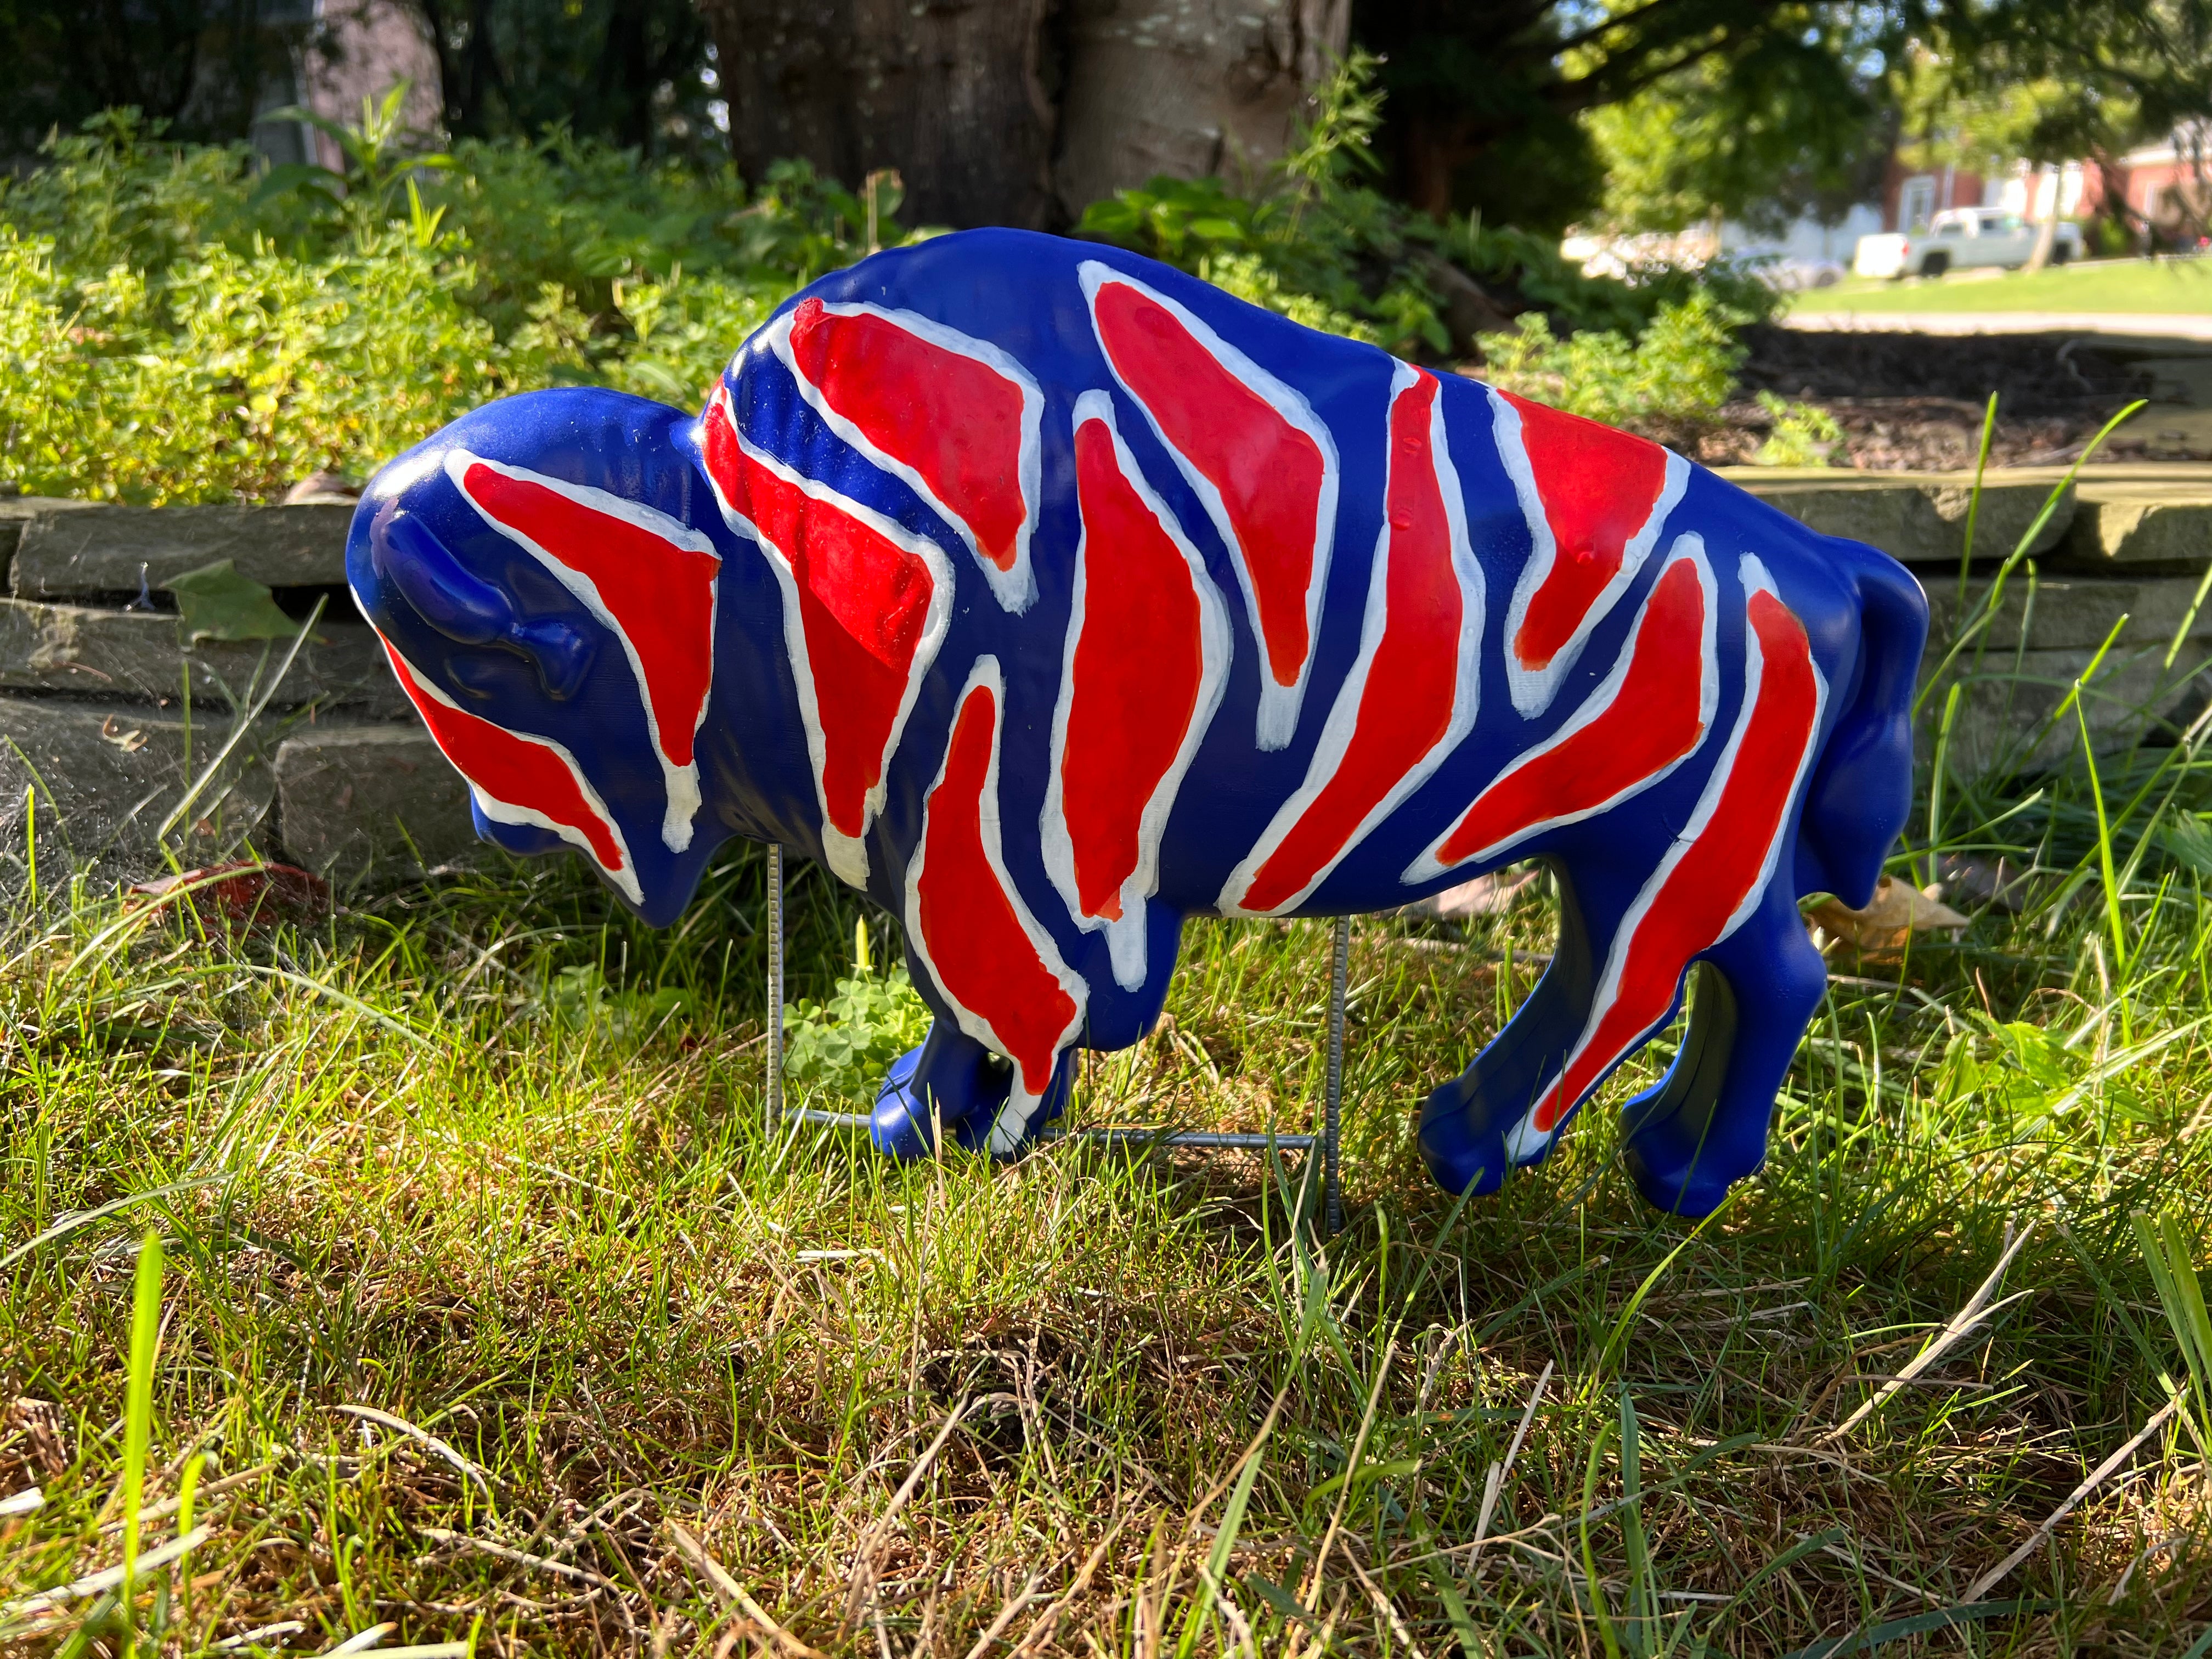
[[373, 510, 595, 702]]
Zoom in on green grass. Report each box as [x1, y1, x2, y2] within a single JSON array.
[[5, 509, 2212, 1655], [1789, 256, 2212, 316]]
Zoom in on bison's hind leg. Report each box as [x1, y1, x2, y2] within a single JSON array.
[[1620, 885, 1826, 1215], [870, 1021, 1079, 1159], [1417, 864, 1601, 1195]]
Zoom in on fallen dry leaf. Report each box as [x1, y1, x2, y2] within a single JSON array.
[[1807, 874, 1970, 956], [128, 861, 332, 934]]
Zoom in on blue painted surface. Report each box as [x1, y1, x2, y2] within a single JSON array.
[[347, 227, 1926, 1214]]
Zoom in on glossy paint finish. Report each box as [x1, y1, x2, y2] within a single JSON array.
[[347, 227, 1927, 1215]]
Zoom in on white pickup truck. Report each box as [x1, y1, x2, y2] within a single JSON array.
[[1853, 208, 2084, 279]]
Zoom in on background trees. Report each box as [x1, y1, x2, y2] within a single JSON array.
[[3, 0, 2208, 241]]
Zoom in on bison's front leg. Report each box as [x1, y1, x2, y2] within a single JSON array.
[[868, 1022, 1078, 1159], [1618, 883, 1826, 1215], [879, 659, 1091, 1160], [1417, 863, 1605, 1194]]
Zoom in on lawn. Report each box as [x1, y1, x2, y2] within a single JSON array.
[[3, 573, 2211, 1656], [1788, 256, 2212, 317]]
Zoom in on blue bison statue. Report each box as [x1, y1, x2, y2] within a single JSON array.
[[345, 228, 1927, 1215]]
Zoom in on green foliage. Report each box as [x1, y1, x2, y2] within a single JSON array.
[[1081, 53, 1776, 362], [546, 962, 692, 1038], [250, 83, 458, 233], [781, 922, 933, 1098], [1580, 30, 1886, 236], [0, 221, 557, 504], [1753, 392, 1843, 467], [1476, 291, 1747, 436], [0, 108, 921, 502], [164, 561, 297, 644]]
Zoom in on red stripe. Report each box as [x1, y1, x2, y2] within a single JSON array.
[[785, 297, 1029, 574], [1240, 373, 1462, 912], [1092, 279, 1326, 688], [1439, 554, 1707, 865], [916, 681, 1084, 1098], [456, 463, 718, 769], [701, 397, 939, 841], [1533, 588, 1819, 1132], [382, 644, 627, 873], [1504, 391, 1669, 671], [1060, 416, 1207, 920]]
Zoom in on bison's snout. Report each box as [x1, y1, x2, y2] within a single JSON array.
[[371, 507, 596, 702]]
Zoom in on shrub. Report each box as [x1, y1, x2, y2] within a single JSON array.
[[1477, 290, 1748, 438], [0, 223, 587, 504], [1078, 53, 1780, 360]]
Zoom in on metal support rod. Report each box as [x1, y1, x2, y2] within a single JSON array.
[[1078, 1130, 1321, 1151], [1324, 913, 1348, 1237], [765, 842, 785, 1124]]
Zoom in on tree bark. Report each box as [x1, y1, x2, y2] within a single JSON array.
[[701, 0, 1058, 229], [2025, 162, 2062, 272], [1049, 0, 1349, 222]]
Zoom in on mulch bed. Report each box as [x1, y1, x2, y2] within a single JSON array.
[[1691, 325, 2200, 470]]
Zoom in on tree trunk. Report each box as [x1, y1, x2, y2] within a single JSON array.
[[700, 0, 1058, 229], [1049, 0, 1349, 223], [2026, 162, 2062, 272]]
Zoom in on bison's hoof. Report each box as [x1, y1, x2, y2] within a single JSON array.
[[1621, 1121, 1745, 1217], [1415, 1081, 1513, 1198], [868, 1040, 1012, 1158]]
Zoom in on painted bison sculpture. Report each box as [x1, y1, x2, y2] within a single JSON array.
[[345, 228, 1927, 1215]]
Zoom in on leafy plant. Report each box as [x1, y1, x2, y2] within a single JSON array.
[[1753, 391, 1843, 466], [781, 921, 933, 1096], [1080, 52, 1780, 362], [546, 962, 690, 1038], [250, 81, 457, 230], [1477, 290, 1748, 438], [2132, 1207, 2212, 1464]]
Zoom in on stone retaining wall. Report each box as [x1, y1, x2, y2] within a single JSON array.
[[3, 464, 2209, 889], [0, 495, 468, 886], [1722, 464, 2212, 770]]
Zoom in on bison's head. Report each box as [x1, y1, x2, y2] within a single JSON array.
[[347, 388, 732, 924]]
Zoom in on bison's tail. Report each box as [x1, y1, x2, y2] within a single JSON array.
[[1799, 542, 1929, 910]]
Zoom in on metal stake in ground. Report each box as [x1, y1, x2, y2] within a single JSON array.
[[1325, 914, 1348, 1237], [765, 842, 784, 1124], [759, 842, 1345, 1233]]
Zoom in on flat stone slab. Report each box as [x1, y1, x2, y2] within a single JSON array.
[[10, 501, 353, 599], [0, 495, 104, 561], [1728, 468, 2073, 567], [0, 697, 276, 871], [2058, 477, 2212, 568], [272, 724, 478, 880], [0, 601, 408, 715], [1922, 571, 2212, 654]]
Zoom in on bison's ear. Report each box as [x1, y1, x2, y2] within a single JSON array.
[[374, 510, 596, 702]]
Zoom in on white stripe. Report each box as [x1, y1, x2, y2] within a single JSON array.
[[1221, 364, 1483, 915], [695, 385, 955, 887], [1041, 390, 1234, 988], [381, 639, 643, 905], [1078, 259, 1341, 752], [1405, 533, 1719, 884], [1493, 388, 1688, 720], [443, 449, 720, 854], [904, 657, 1090, 1152], [1503, 558, 1829, 1159], [759, 298, 1043, 613]]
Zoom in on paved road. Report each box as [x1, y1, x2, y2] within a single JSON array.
[[1785, 310, 2212, 342]]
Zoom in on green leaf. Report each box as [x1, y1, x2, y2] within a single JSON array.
[[163, 558, 301, 644]]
